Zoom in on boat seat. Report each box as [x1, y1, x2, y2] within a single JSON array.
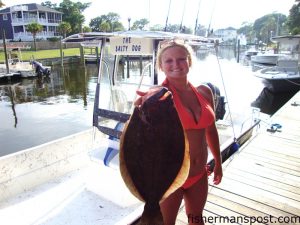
[[103, 122, 124, 166]]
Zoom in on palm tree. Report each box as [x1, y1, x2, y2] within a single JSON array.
[[58, 21, 72, 38], [26, 22, 43, 51]]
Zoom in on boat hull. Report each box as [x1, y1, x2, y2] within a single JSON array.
[[254, 62, 300, 92]]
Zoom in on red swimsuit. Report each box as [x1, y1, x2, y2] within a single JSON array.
[[162, 79, 215, 129], [162, 79, 215, 189]]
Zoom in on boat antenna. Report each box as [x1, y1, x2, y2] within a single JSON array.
[[214, 43, 237, 139], [206, 0, 217, 37], [194, 0, 202, 35], [179, 0, 187, 33], [164, 0, 172, 32]]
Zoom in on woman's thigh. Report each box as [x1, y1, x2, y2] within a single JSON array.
[[160, 188, 184, 225], [183, 173, 208, 223]]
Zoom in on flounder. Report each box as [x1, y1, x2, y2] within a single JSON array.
[[120, 87, 190, 225]]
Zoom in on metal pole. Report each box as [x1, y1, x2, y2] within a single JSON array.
[[164, 0, 172, 31]]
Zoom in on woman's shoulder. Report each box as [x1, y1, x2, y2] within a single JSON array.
[[196, 84, 214, 103]]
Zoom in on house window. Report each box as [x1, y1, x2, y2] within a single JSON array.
[[3, 14, 8, 20]]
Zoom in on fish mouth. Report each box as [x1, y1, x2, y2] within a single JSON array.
[[158, 90, 172, 101]]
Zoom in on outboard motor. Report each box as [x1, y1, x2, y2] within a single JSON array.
[[32, 61, 51, 76], [203, 82, 226, 121]]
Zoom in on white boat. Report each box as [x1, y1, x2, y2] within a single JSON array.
[[251, 52, 285, 66], [254, 59, 300, 92], [0, 46, 51, 78], [0, 31, 259, 225], [253, 35, 300, 92]]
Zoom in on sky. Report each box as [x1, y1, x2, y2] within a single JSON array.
[[1, 0, 297, 30]]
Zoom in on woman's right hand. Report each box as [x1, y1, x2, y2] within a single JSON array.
[[134, 90, 148, 106], [134, 87, 164, 107]]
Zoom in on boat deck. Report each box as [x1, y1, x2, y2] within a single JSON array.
[[177, 91, 300, 225]]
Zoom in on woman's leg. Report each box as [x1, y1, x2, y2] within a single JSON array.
[[160, 188, 184, 225], [183, 173, 208, 225]]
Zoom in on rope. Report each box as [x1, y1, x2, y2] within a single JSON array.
[[214, 44, 237, 139]]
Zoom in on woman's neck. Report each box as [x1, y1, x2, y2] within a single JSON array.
[[167, 78, 190, 92]]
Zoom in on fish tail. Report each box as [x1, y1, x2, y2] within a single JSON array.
[[138, 202, 164, 225]]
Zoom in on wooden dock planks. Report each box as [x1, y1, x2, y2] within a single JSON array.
[[177, 91, 300, 225]]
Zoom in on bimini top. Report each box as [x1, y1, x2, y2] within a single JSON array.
[[62, 30, 209, 43]]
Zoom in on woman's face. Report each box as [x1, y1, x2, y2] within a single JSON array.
[[160, 46, 190, 80]]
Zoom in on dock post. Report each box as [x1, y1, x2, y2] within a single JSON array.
[[236, 39, 240, 63], [80, 45, 85, 65], [2, 29, 10, 74], [60, 37, 64, 66], [126, 56, 130, 78]]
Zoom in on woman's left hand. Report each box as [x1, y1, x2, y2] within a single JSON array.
[[213, 163, 223, 185]]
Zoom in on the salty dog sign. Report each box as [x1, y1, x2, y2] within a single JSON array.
[[110, 37, 153, 55]]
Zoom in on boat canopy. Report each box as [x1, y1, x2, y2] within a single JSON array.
[[62, 31, 212, 140]]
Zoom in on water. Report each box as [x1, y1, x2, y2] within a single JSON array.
[[0, 48, 295, 157]]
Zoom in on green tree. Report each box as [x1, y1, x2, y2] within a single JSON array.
[[89, 13, 124, 32], [41, 1, 57, 9], [100, 21, 111, 32], [26, 22, 43, 51], [163, 24, 192, 34], [89, 17, 103, 32], [252, 13, 287, 45], [56, 0, 91, 34], [82, 26, 92, 33], [131, 18, 149, 30], [58, 21, 71, 38], [286, 2, 300, 34], [149, 24, 164, 31]]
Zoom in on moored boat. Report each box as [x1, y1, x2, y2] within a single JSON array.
[[253, 35, 300, 92], [0, 31, 260, 225]]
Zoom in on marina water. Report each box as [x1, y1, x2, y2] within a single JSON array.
[[0, 47, 296, 157]]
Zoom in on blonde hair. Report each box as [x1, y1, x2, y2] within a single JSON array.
[[156, 38, 194, 72]]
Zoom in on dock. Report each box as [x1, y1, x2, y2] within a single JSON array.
[[0, 91, 299, 225], [177, 91, 300, 224]]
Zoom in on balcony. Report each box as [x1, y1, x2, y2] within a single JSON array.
[[12, 17, 60, 25]]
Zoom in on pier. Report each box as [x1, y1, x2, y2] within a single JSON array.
[[177, 91, 300, 224]]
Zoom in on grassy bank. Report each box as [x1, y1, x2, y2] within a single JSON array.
[[0, 48, 80, 62]]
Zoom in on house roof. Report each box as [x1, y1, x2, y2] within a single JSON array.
[[0, 3, 62, 14]]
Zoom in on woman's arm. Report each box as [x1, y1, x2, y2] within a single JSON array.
[[197, 84, 223, 185], [206, 123, 222, 185]]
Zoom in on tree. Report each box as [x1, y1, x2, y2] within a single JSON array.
[[286, 2, 300, 34], [82, 26, 92, 33], [131, 18, 149, 30], [99, 21, 111, 32], [58, 21, 71, 38], [26, 22, 43, 51], [89, 13, 124, 32], [56, 0, 91, 34], [251, 13, 287, 45], [41, 1, 57, 9]]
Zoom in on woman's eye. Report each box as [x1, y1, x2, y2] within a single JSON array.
[[164, 59, 173, 63]]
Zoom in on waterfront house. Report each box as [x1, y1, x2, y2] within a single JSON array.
[[0, 3, 62, 41], [213, 27, 237, 43]]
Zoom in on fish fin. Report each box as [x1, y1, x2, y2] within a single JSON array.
[[138, 202, 164, 225], [119, 121, 144, 202]]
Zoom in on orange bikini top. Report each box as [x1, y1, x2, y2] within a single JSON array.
[[162, 79, 215, 130]]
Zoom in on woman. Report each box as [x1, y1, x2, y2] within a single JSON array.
[[136, 39, 223, 225]]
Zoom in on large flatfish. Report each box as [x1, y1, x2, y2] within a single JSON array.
[[120, 87, 190, 225]]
